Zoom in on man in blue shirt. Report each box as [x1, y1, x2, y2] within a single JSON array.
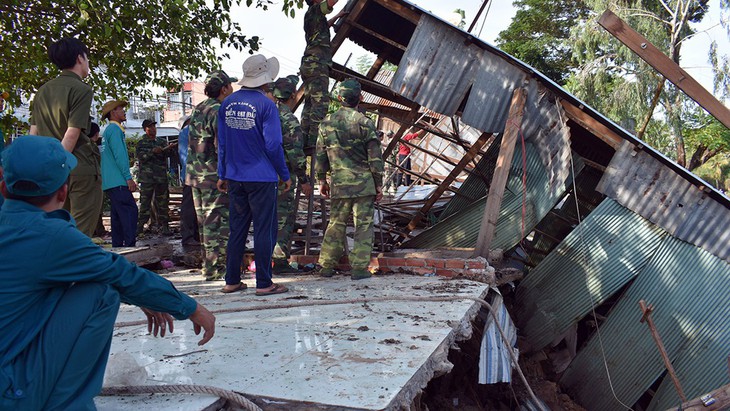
[[217, 54, 292, 295], [177, 116, 200, 246], [100, 100, 139, 247], [0, 135, 216, 410]]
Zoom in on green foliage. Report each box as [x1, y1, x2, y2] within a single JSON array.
[[496, 0, 591, 84], [0, 0, 303, 105], [565, 0, 729, 170], [353, 54, 397, 76]]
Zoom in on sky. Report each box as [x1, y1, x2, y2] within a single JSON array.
[[213, 0, 728, 102], [217, 0, 517, 79]]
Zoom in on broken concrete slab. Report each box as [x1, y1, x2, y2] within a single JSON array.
[[95, 271, 489, 410]]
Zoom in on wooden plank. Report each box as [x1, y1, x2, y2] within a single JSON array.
[[404, 132, 493, 233], [474, 88, 527, 257], [366, 55, 386, 79], [330, 63, 418, 109], [598, 9, 730, 129], [372, 0, 420, 24], [667, 383, 730, 411], [383, 108, 420, 159], [349, 21, 407, 51], [560, 99, 623, 150]]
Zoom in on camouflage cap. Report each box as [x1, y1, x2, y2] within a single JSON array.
[[205, 70, 238, 87], [272, 76, 298, 100], [336, 79, 361, 104]]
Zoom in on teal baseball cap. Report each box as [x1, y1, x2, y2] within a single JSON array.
[[1, 135, 77, 196]]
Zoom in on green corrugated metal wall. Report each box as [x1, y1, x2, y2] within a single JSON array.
[[559, 233, 730, 410], [403, 141, 571, 249], [515, 198, 666, 350]]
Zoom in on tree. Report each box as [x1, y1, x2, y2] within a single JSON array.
[[567, 0, 730, 170], [353, 54, 397, 76], [0, 0, 303, 105], [496, 0, 591, 84]]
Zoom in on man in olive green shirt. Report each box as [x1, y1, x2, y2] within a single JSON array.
[[29, 37, 102, 238]]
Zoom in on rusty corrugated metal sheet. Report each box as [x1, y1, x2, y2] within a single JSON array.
[[391, 14, 482, 116], [515, 199, 666, 350], [598, 142, 730, 262], [560, 235, 730, 410]]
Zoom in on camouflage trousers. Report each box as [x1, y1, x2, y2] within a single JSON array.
[[273, 176, 298, 263], [300, 59, 330, 148], [319, 196, 375, 271], [137, 182, 169, 229], [192, 186, 230, 280]]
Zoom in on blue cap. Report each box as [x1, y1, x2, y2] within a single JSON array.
[[1, 135, 77, 196]]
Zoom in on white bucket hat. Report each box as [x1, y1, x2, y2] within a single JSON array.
[[238, 54, 280, 88]]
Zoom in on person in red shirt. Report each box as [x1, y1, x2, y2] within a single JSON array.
[[396, 129, 423, 187]]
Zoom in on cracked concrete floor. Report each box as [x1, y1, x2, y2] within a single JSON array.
[[95, 270, 488, 410]]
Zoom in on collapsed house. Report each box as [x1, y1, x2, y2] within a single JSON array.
[[292, 0, 730, 409]]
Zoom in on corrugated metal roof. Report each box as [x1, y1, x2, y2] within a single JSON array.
[[403, 141, 573, 249], [461, 52, 527, 133], [515, 198, 666, 350], [341, 0, 730, 209], [598, 142, 730, 262], [438, 78, 575, 220], [391, 14, 482, 116], [560, 235, 730, 410]]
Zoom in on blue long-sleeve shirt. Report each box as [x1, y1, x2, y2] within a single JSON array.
[[217, 89, 290, 183], [100, 121, 133, 190], [0, 200, 197, 397]]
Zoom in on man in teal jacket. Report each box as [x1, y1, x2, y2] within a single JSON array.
[[0, 135, 216, 410], [100, 100, 138, 247]]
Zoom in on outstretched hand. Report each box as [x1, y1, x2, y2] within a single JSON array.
[[140, 307, 174, 337], [188, 303, 216, 346]]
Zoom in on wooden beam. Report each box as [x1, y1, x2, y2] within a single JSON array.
[[383, 108, 420, 159], [399, 136, 486, 180], [560, 99, 623, 150], [404, 132, 493, 233], [349, 21, 408, 51], [329, 63, 418, 109], [372, 0, 420, 24], [474, 88, 527, 257], [598, 9, 730, 129], [366, 55, 386, 79], [665, 383, 730, 411]]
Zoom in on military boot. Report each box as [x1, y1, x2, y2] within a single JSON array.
[[351, 269, 372, 280], [272, 259, 296, 275], [318, 267, 335, 278]]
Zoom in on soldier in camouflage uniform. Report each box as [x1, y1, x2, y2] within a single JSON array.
[[136, 119, 176, 235], [269, 76, 313, 274], [186, 70, 235, 281], [300, 0, 345, 148], [315, 79, 384, 280]]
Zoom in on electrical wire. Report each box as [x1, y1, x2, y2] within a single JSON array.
[[558, 100, 635, 411]]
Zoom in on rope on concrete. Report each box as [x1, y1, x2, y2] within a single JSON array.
[[114, 294, 545, 410], [100, 384, 262, 411]]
